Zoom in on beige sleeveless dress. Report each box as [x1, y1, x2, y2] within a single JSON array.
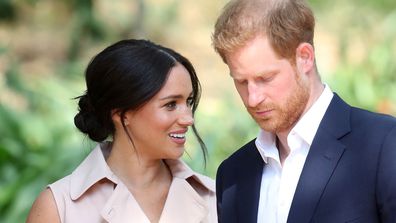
[[49, 143, 217, 223]]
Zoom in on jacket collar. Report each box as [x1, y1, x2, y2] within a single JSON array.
[[70, 142, 118, 200], [165, 159, 215, 193], [287, 93, 351, 222], [100, 175, 212, 223], [69, 142, 214, 200]]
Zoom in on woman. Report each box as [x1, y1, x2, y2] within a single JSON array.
[[27, 39, 216, 223]]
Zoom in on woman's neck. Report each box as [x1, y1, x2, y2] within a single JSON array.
[[106, 138, 172, 223], [106, 139, 172, 190]]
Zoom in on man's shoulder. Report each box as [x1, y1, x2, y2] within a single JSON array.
[[220, 138, 259, 167], [350, 106, 396, 129], [331, 93, 396, 130]]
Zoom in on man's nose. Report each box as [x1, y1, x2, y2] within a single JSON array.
[[247, 82, 264, 108]]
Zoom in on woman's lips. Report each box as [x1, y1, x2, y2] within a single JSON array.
[[169, 130, 187, 145]]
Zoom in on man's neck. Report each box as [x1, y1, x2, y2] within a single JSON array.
[[276, 134, 290, 166]]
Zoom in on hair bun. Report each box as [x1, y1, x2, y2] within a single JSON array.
[[74, 94, 109, 142]]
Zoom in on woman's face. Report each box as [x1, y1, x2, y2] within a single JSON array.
[[123, 63, 195, 160]]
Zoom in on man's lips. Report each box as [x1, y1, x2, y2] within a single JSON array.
[[255, 109, 274, 116], [253, 109, 274, 119]]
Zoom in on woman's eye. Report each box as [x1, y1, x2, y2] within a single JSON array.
[[165, 101, 177, 110], [187, 97, 194, 107]]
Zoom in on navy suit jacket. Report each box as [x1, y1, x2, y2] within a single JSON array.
[[216, 94, 396, 223]]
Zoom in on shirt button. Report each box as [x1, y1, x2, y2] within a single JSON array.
[[108, 208, 114, 217]]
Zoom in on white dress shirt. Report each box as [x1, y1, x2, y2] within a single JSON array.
[[256, 84, 333, 223]]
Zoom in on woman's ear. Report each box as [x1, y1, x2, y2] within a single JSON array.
[[295, 42, 315, 75], [111, 109, 127, 125]]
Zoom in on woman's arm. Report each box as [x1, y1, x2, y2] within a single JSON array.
[[26, 188, 61, 223]]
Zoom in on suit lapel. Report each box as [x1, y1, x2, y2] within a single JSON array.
[[287, 131, 346, 223], [287, 94, 351, 223], [236, 142, 264, 223]]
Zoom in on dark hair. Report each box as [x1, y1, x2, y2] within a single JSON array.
[[74, 39, 207, 162]]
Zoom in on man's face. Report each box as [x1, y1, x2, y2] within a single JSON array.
[[225, 35, 310, 134]]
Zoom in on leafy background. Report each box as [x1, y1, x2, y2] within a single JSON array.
[[0, 0, 395, 222]]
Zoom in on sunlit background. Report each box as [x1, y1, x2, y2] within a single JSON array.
[[0, 0, 395, 221]]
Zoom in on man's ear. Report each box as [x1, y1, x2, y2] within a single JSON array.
[[295, 42, 315, 75]]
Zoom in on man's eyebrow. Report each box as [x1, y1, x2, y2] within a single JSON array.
[[230, 68, 278, 79]]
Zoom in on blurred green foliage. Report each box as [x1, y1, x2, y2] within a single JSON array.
[[0, 0, 395, 222], [0, 62, 91, 222]]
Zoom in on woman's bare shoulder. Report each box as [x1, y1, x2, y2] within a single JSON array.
[[26, 188, 61, 223]]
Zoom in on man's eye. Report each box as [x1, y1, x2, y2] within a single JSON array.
[[260, 75, 274, 83], [235, 79, 247, 85], [259, 72, 277, 83]]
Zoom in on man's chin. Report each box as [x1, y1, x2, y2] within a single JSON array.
[[256, 119, 278, 133]]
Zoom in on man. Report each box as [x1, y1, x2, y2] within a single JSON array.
[[212, 0, 396, 222]]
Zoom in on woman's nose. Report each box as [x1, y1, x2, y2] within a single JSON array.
[[178, 109, 194, 126]]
